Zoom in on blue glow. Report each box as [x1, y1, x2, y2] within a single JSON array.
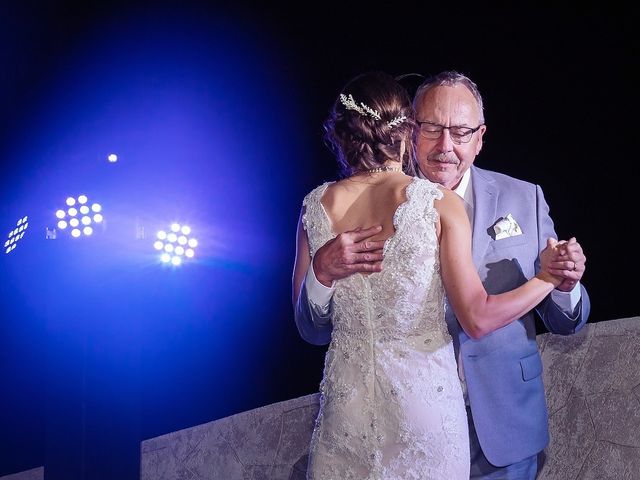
[[0, 8, 307, 477]]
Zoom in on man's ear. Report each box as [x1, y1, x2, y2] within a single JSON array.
[[475, 124, 487, 155]]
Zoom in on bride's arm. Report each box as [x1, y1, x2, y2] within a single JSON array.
[[436, 188, 561, 339]]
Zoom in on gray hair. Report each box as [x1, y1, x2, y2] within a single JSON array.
[[413, 71, 485, 124]]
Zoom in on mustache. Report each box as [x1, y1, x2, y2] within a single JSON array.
[[427, 153, 458, 164]]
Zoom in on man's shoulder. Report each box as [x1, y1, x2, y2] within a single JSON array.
[[472, 166, 539, 192]]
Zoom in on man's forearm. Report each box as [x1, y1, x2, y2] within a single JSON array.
[[293, 264, 335, 345]]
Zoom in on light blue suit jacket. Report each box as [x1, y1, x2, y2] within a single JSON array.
[[294, 165, 590, 466]]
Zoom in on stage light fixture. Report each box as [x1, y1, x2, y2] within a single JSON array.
[[154, 223, 198, 266], [55, 195, 103, 238], [5, 216, 28, 254], [108, 153, 118, 163]]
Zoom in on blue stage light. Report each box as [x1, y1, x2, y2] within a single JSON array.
[[5, 216, 29, 254], [154, 223, 198, 266], [56, 195, 103, 238], [107, 153, 118, 163]]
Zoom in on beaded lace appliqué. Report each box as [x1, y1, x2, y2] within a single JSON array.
[[302, 178, 470, 479]]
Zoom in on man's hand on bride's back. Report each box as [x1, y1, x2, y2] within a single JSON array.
[[313, 226, 386, 287]]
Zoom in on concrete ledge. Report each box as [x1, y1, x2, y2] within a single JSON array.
[[141, 316, 640, 480], [0, 467, 44, 480]]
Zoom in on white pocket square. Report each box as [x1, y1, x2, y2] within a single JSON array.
[[492, 213, 522, 240]]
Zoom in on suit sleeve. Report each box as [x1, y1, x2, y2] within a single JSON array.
[[294, 273, 333, 346], [533, 184, 590, 334]]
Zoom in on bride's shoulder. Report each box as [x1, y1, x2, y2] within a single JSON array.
[[302, 181, 334, 206], [409, 177, 444, 201]]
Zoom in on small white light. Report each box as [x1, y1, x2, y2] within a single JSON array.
[[188, 238, 198, 248], [55, 210, 66, 219], [4, 240, 8, 247], [69, 218, 80, 227], [91, 203, 102, 213], [185, 249, 194, 258], [68, 208, 78, 217], [24, 223, 28, 229], [79, 205, 89, 214], [178, 236, 187, 245], [107, 153, 118, 163], [78, 195, 88, 204], [58, 220, 68, 229], [83, 226, 93, 236], [170, 223, 181, 233], [167, 233, 177, 243], [66, 197, 76, 206], [81, 216, 91, 225], [93, 214, 103, 223], [157, 231, 167, 240], [153, 241, 164, 250], [71, 229, 81, 238], [160, 253, 171, 263], [171, 256, 182, 266], [180, 225, 191, 235], [164, 244, 174, 253], [175, 246, 185, 256]]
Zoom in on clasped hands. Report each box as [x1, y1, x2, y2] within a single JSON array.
[[312, 225, 586, 292], [539, 237, 586, 291]]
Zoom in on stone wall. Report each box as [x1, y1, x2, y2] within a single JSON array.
[[0, 467, 44, 480], [537, 316, 640, 479], [140, 316, 640, 480]]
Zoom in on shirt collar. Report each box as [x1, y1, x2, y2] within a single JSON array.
[[454, 168, 473, 206]]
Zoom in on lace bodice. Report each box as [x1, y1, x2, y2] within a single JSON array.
[[302, 177, 469, 479]]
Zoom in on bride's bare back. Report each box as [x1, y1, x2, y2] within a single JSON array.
[[320, 172, 413, 243]]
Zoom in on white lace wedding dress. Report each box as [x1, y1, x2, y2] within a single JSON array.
[[302, 177, 469, 480]]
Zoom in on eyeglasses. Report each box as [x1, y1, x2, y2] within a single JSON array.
[[417, 121, 483, 144]]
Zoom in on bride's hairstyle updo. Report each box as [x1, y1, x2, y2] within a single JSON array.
[[324, 71, 416, 178]]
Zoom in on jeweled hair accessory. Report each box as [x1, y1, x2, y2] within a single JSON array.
[[340, 93, 406, 129], [339, 94, 381, 120], [387, 114, 407, 128]]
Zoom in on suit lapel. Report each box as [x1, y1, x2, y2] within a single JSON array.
[[471, 167, 498, 269]]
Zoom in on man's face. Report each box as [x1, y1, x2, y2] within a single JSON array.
[[415, 85, 486, 189]]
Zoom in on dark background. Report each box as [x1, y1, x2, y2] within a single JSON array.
[[0, 1, 636, 479]]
